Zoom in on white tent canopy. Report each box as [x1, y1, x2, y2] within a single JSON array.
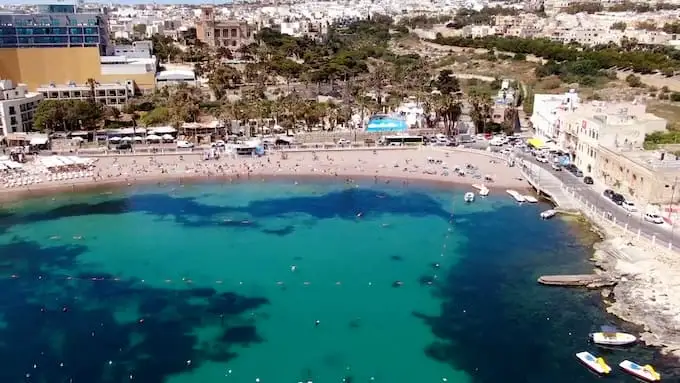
[[133, 136, 143, 141], [147, 134, 162, 141], [109, 137, 122, 142], [71, 136, 84, 142], [162, 134, 175, 140], [121, 137, 132, 142], [148, 126, 177, 134]]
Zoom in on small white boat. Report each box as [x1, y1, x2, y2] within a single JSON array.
[[472, 184, 489, 196], [619, 360, 661, 381], [540, 209, 557, 219], [464, 192, 475, 203], [576, 351, 612, 375], [590, 331, 637, 346], [524, 195, 538, 203], [506, 189, 525, 203]]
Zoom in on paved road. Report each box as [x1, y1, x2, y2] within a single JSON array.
[[520, 152, 680, 250]]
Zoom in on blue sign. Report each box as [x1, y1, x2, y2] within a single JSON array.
[[366, 116, 408, 132]]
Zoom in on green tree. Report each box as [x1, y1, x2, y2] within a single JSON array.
[[611, 22, 627, 31], [207, 63, 242, 99], [433, 69, 460, 95], [140, 107, 170, 126]]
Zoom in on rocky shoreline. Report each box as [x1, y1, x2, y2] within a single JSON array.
[[586, 218, 680, 362]]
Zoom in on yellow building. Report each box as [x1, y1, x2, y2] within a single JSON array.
[[0, 47, 156, 92]]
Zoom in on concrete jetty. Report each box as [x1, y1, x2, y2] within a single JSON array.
[[538, 274, 617, 288]]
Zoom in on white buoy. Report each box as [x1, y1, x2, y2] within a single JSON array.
[[291, 265, 297, 272]]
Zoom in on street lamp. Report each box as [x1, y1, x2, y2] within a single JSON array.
[[669, 177, 678, 246]]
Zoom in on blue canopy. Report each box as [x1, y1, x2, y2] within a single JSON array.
[[366, 116, 408, 132]]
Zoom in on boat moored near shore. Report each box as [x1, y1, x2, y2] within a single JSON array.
[[464, 192, 475, 203], [524, 195, 538, 203], [506, 189, 525, 203], [472, 184, 489, 196], [540, 209, 557, 219], [590, 327, 637, 346], [575, 351, 612, 375], [619, 360, 661, 381]]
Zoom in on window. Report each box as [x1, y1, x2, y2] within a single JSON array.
[[231, 28, 237, 37], [10, 116, 17, 125], [8, 106, 15, 115]]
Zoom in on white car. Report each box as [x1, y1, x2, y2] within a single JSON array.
[[644, 213, 664, 224], [176, 140, 194, 148], [622, 201, 637, 212], [536, 156, 549, 163], [551, 163, 562, 171], [337, 139, 351, 145]]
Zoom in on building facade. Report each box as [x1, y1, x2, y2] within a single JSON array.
[[0, 79, 43, 136], [596, 146, 680, 204], [36, 80, 134, 108], [195, 6, 255, 50]]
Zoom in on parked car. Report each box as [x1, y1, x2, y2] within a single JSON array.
[[573, 169, 583, 177], [337, 138, 351, 146], [536, 155, 549, 163], [583, 176, 594, 184], [622, 201, 638, 212], [551, 163, 562, 171], [644, 213, 664, 224], [611, 193, 625, 205], [603, 189, 614, 199], [176, 140, 194, 148]]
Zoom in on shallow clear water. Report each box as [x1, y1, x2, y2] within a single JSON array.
[[0, 180, 673, 383]]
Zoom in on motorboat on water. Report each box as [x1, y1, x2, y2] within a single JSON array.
[[590, 327, 637, 346], [464, 192, 475, 203], [540, 209, 557, 219], [524, 195, 538, 203], [506, 189, 525, 203], [619, 360, 661, 381], [472, 184, 490, 196], [576, 351, 612, 375], [591, 332, 637, 347]]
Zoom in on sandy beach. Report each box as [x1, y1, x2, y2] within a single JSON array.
[[0, 147, 527, 202]]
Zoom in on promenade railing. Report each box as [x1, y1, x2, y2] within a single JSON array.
[[521, 161, 679, 253]]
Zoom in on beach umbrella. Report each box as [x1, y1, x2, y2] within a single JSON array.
[[147, 134, 162, 141], [133, 136, 143, 141], [109, 137, 122, 142], [162, 134, 174, 141], [121, 137, 132, 142], [71, 136, 84, 142]]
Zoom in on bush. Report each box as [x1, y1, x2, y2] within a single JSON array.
[[513, 53, 526, 61], [670, 92, 680, 102], [625, 74, 642, 87], [659, 93, 670, 100]]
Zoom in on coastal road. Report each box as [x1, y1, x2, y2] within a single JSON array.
[[521, 153, 680, 250]]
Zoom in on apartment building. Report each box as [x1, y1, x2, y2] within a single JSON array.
[[36, 80, 134, 108], [530, 91, 665, 175], [0, 79, 43, 136], [195, 6, 256, 50], [529, 91, 680, 203]]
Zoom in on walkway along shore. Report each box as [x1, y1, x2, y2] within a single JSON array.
[[522, 159, 680, 361]]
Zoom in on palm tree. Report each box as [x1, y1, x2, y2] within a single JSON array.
[[86, 78, 97, 104]]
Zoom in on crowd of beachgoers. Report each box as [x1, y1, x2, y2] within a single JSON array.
[[0, 148, 526, 200]]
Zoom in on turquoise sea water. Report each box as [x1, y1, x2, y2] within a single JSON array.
[[0, 179, 675, 383]]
